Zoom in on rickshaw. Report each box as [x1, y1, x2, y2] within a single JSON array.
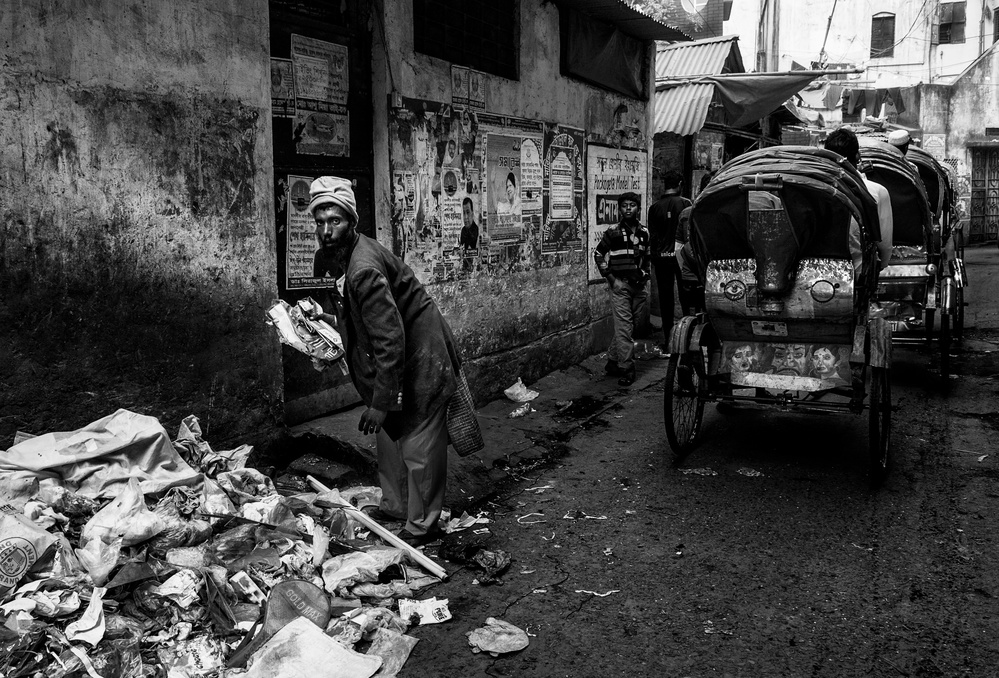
[[859, 139, 959, 375], [664, 146, 893, 484], [907, 145, 966, 340]]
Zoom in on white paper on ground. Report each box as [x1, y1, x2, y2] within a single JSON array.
[[243, 617, 382, 678]]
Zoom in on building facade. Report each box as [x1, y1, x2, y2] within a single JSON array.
[[1, 0, 717, 446]]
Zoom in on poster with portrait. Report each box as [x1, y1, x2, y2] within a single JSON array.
[[451, 65, 469, 109], [468, 70, 486, 111], [285, 174, 336, 290], [542, 126, 585, 255], [291, 34, 349, 157], [270, 58, 295, 118], [486, 133, 525, 243], [585, 144, 648, 282]]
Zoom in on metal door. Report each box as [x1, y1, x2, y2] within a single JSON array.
[[970, 147, 999, 243]]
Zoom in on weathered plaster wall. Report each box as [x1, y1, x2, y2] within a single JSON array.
[[372, 1, 655, 400], [948, 52, 999, 161], [0, 0, 281, 445]]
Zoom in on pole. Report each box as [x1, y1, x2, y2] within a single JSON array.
[[306, 475, 448, 580], [819, 0, 839, 67]]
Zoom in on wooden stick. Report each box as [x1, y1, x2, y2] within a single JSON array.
[[306, 475, 448, 580]]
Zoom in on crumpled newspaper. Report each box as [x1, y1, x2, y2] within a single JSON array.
[[466, 617, 529, 656], [266, 298, 348, 375]]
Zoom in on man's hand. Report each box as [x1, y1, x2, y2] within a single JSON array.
[[606, 274, 617, 289], [358, 407, 387, 435]]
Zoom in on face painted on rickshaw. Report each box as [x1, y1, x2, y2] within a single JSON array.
[[811, 347, 839, 378], [729, 344, 755, 372], [772, 344, 809, 376]]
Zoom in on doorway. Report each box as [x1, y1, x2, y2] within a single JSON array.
[[269, 0, 374, 423]]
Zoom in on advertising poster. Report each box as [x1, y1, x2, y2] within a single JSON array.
[[286, 174, 337, 290], [585, 144, 648, 282], [469, 70, 486, 111], [486, 133, 525, 243], [542, 125, 585, 255], [291, 34, 350, 157], [270, 58, 295, 118], [451, 65, 469, 109]]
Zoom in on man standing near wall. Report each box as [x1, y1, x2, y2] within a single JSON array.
[[594, 192, 650, 387], [306, 176, 462, 546], [647, 171, 691, 346]]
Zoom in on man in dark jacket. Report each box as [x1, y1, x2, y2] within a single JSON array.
[[307, 176, 460, 545], [594, 192, 650, 386], [647, 171, 691, 340]]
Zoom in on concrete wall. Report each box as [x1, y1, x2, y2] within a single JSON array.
[[372, 0, 656, 400], [948, 49, 999, 156], [727, 0, 992, 86], [0, 0, 281, 446]]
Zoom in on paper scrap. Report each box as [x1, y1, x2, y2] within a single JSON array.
[[397, 597, 451, 625]]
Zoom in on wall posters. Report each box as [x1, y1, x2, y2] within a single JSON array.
[[468, 70, 486, 111], [270, 58, 295, 119], [451, 65, 469, 109], [543, 126, 585, 255], [291, 34, 349, 157], [486, 133, 525, 243], [285, 174, 337, 290], [585, 144, 649, 283], [387, 98, 584, 284], [388, 102, 485, 281]]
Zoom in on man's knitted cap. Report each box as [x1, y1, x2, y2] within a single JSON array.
[[309, 176, 358, 222]]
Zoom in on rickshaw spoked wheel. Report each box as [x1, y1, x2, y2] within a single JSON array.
[[664, 352, 705, 462], [868, 366, 891, 487]]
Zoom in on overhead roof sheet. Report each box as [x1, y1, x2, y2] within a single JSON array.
[[655, 34, 743, 80], [653, 82, 716, 136], [553, 0, 692, 41]]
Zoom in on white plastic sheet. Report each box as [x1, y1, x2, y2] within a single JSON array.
[[0, 409, 203, 498]]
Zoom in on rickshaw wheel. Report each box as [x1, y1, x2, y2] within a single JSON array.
[[664, 353, 705, 461], [939, 313, 951, 378], [868, 367, 892, 487]]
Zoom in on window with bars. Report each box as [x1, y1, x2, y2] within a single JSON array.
[[870, 13, 895, 58], [939, 2, 967, 44], [413, 0, 519, 80]]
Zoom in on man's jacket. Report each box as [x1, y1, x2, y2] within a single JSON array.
[[342, 234, 460, 439]]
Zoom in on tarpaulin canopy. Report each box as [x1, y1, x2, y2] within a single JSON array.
[[654, 71, 833, 134]]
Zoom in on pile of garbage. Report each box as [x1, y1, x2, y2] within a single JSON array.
[[0, 409, 517, 677]]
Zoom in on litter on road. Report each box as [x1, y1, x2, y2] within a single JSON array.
[[0, 408, 509, 677]]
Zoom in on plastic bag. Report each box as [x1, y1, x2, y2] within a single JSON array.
[[504, 377, 539, 402], [80, 477, 165, 547], [147, 488, 213, 552], [466, 617, 529, 656], [74, 536, 122, 586], [0, 513, 58, 594], [321, 549, 407, 596]]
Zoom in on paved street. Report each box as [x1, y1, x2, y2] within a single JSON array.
[[381, 245, 999, 677]]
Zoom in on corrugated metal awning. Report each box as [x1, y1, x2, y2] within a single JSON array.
[[653, 82, 716, 136], [656, 34, 743, 81], [553, 0, 692, 41]]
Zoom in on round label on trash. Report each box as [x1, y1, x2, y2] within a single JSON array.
[[0, 537, 37, 588]]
